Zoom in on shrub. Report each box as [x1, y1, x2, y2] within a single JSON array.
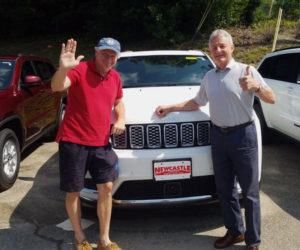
[[295, 20, 300, 39]]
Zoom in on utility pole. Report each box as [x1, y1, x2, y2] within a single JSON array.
[[272, 8, 283, 52], [192, 0, 215, 41], [268, 0, 274, 18]]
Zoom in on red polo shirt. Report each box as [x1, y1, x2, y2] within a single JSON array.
[[56, 57, 123, 146]]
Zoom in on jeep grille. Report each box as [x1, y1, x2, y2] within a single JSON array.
[[112, 121, 211, 149]]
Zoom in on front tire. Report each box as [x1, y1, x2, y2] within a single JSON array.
[[0, 129, 21, 191]]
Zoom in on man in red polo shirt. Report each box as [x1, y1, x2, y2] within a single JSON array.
[[51, 37, 125, 250]]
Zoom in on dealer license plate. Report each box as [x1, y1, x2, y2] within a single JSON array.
[[153, 159, 192, 181]]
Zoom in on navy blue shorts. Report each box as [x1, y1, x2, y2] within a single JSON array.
[[59, 141, 119, 192]]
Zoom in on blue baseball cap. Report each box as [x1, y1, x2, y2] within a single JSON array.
[[95, 37, 121, 54]]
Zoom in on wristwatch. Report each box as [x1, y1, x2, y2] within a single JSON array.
[[255, 84, 263, 93]]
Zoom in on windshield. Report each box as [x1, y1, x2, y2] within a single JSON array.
[[114, 55, 214, 88], [0, 60, 16, 90]]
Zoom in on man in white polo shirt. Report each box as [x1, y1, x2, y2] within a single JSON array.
[[155, 29, 275, 250]]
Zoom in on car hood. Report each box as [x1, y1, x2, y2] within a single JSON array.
[[112, 86, 210, 124]]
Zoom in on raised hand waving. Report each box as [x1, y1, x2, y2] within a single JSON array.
[[59, 39, 84, 70]]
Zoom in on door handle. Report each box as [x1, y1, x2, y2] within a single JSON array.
[[294, 123, 300, 128]]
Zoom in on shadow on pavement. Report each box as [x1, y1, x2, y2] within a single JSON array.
[[84, 201, 226, 250], [1, 140, 69, 249], [1, 139, 227, 249], [260, 132, 300, 221], [8, 133, 300, 249], [2, 131, 299, 249]]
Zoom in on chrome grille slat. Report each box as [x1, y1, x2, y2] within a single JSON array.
[[129, 125, 144, 148], [181, 123, 194, 146], [147, 125, 161, 148], [197, 122, 210, 145], [164, 124, 178, 147], [112, 122, 210, 149], [113, 132, 127, 149]]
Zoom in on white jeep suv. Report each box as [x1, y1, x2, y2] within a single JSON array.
[[255, 47, 300, 143], [80, 50, 262, 205]]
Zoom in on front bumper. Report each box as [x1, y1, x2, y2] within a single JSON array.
[[80, 146, 215, 206], [80, 187, 217, 206]]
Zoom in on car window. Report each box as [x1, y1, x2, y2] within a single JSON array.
[[258, 56, 275, 79], [21, 61, 38, 84], [0, 60, 15, 90], [33, 61, 55, 81], [259, 53, 300, 83], [273, 54, 299, 83], [296, 54, 300, 84], [114, 55, 214, 88]]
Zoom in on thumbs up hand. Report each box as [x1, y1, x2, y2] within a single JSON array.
[[239, 65, 260, 91]]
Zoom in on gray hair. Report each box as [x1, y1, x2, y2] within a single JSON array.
[[209, 29, 234, 48]]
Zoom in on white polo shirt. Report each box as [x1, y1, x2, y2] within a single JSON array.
[[194, 59, 269, 127]]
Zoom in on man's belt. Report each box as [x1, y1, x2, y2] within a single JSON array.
[[213, 121, 253, 133]]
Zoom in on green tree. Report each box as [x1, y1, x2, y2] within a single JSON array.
[[0, 0, 269, 44]]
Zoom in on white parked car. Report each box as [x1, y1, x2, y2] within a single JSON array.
[[80, 50, 262, 205], [255, 47, 300, 143]]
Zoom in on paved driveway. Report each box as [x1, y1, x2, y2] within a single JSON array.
[[0, 135, 300, 250]]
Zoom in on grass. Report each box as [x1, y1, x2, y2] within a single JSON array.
[[1, 27, 300, 68]]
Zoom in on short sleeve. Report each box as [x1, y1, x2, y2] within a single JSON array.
[[116, 73, 123, 99], [250, 66, 269, 88], [194, 74, 208, 106], [67, 66, 81, 86]]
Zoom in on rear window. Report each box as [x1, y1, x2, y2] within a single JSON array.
[[114, 55, 214, 88], [258, 53, 300, 83], [0, 60, 16, 89]]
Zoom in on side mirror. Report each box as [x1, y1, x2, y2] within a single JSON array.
[[21, 75, 42, 87], [25, 75, 41, 84]]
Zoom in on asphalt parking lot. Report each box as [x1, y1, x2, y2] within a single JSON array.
[[0, 134, 300, 250]]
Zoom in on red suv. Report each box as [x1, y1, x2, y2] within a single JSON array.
[[0, 55, 66, 191]]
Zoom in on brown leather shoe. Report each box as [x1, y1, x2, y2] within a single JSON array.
[[214, 233, 245, 249], [246, 245, 259, 250]]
